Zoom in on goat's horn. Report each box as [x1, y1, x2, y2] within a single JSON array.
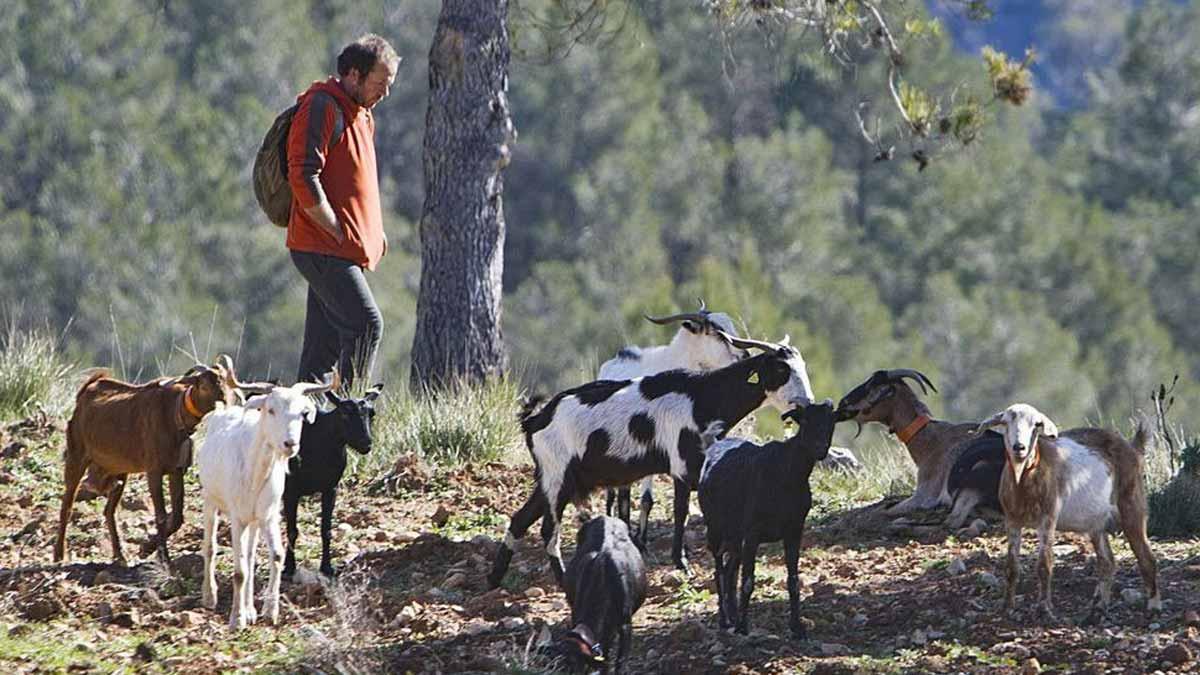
[[695, 298, 707, 313], [716, 331, 781, 353], [885, 369, 937, 395], [295, 369, 341, 397], [643, 311, 709, 326], [216, 354, 238, 383]]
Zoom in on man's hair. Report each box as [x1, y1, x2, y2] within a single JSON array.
[[337, 34, 400, 78]]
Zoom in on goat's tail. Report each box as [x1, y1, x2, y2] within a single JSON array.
[[1130, 421, 1149, 456]]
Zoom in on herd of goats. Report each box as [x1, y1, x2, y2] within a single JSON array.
[[47, 302, 1162, 672]]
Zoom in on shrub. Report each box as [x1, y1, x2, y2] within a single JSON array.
[[0, 324, 73, 422]]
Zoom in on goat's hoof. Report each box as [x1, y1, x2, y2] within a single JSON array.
[[734, 623, 749, 636], [1148, 596, 1164, 613], [265, 603, 280, 625], [672, 557, 690, 574], [202, 591, 217, 610]]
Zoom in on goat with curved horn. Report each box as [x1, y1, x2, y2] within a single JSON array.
[[885, 369, 938, 396], [295, 369, 341, 397], [715, 331, 784, 354]]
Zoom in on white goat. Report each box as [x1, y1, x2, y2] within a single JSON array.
[[489, 332, 815, 590], [197, 375, 336, 630], [978, 403, 1160, 622], [598, 301, 746, 543]]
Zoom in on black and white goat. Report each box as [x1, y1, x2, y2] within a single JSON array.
[[282, 384, 382, 580], [559, 516, 647, 675], [598, 302, 745, 545], [487, 333, 815, 589], [698, 401, 836, 638]]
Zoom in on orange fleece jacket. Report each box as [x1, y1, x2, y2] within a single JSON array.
[[286, 78, 386, 270]]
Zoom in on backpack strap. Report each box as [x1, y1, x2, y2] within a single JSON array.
[[308, 90, 347, 151]]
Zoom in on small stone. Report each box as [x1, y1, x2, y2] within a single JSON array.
[[670, 620, 704, 643], [394, 531, 420, 544], [1184, 609, 1200, 627], [524, 587, 545, 599], [443, 573, 467, 590], [336, 522, 353, 536], [911, 629, 927, 645], [92, 570, 114, 587], [646, 649, 659, 660], [462, 620, 490, 636], [946, 558, 967, 575], [431, 506, 452, 528], [1162, 642, 1193, 666], [976, 571, 1002, 589], [850, 613, 868, 626], [500, 617, 526, 630], [1149, 622, 1161, 631], [820, 642, 850, 656], [1121, 588, 1145, 605], [177, 611, 202, 628], [471, 534, 494, 548], [970, 518, 988, 532], [109, 609, 140, 628], [22, 598, 62, 621], [373, 530, 389, 543], [1020, 656, 1041, 674]]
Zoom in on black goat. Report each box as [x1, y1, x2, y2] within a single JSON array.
[[487, 333, 815, 590], [698, 400, 835, 638], [560, 516, 647, 675], [945, 430, 1006, 528], [282, 384, 382, 579]]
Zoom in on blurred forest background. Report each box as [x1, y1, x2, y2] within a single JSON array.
[[1, 0, 1196, 433]]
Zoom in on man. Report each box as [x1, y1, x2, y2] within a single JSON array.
[[287, 34, 399, 387]]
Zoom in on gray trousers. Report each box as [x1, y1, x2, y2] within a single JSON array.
[[291, 251, 382, 388]]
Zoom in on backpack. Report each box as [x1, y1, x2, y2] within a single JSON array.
[[252, 93, 345, 228]]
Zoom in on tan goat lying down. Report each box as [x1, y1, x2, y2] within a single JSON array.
[[978, 403, 1160, 620]]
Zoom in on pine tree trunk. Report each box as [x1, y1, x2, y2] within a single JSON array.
[[411, 0, 513, 390]]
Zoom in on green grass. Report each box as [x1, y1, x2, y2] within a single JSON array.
[[809, 441, 915, 520], [350, 376, 525, 480], [0, 322, 74, 422]]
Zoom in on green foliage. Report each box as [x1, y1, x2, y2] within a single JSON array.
[[362, 377, 524, 472], [0, 0, 1197, 460], [1148, 472, 1200, 537], [0, 323, 73, 422], [899, 81, 940, 136], [981, 45, 1034, 105]]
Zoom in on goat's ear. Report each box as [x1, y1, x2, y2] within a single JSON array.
[[304, 402, 317, 424], [244, 395, 268, 410], [975, 410, 1006, 434], [1035, 413, 1059, 439], [365, 384, 384, 402]]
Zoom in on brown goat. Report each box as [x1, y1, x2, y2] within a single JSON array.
[[835, 369, 980, 516], [55, 357, 242, 566], [980, 403, 1160, 622]]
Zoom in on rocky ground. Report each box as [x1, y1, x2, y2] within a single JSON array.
[[2, 415, 1200, 674]]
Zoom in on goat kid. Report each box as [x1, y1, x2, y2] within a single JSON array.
[[488, 333, 814, 590], [198, 374, 336, 630], [559, 516, 647, 675], [698, 401, 836, 638], [56, 356, 241, 566], [283, 384, 382, 579], [599, 301, 746, 546], [979, 403, 1160, 621]]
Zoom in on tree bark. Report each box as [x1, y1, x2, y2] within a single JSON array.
[[411, 0, 513, 390]]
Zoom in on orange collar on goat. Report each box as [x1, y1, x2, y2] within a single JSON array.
[[895, 414, 931, 445], [176, 386, 204, 431]]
